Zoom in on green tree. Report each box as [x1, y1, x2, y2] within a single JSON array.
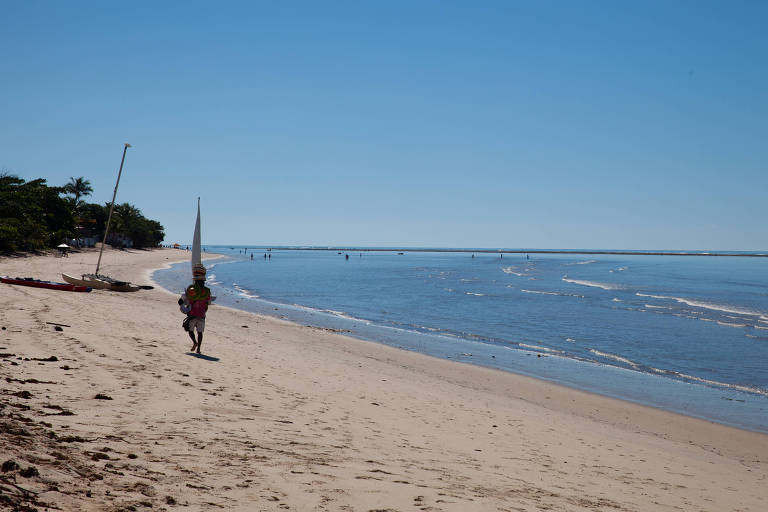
[[63, 176, 93, 205], [77, 202, 108, 239], [1, 173, 164, 253], [0, 174, 74, 252], [106, 203, 165, 249]]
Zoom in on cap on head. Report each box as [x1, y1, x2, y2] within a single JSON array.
[[192, 263, 206, 280]]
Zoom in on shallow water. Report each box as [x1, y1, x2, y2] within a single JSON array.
[[155, 248, 768, 432]]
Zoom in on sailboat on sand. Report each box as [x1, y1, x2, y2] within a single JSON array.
[[62, 143, 151, 292]]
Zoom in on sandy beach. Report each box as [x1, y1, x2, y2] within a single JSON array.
[[1, 248, 766, 511]]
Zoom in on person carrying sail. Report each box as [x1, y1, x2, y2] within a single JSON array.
[[178, 263, 213, 353]]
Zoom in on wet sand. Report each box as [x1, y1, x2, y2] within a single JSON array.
[[1, 248, 766, 511]]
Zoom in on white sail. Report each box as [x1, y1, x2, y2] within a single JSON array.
[[191, 197, 202, 272]]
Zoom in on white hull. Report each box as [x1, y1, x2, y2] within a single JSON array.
[[62, 273, 140, 292]]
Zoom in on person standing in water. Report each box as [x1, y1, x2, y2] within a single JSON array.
[[178, 263, 213, 353]]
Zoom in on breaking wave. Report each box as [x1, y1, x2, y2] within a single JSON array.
[[562, 278, 623, 290], [502, 266, 528, 277], [589, 349, 639, 368], [521, 289, 584, 298], [587, 350, 768, 397], [518, 343, 561, 353], [232, 283, 259, 299], [567, 260, 597, 265], [649, 368, 768, 397], [636, 293, 766, 318], [717, 321, 747, 328]]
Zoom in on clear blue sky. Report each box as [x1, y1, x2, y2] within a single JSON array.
[[2, 1, 766, 250]]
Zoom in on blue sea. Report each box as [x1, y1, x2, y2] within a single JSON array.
[[154, 248, 768, 433]]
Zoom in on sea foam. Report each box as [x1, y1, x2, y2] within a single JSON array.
[[521, 289, 584, 298], [562, 278, 623, 290], [566, 260, 597, 265], [589, 349, 640, 368], [636, 293, 765, 318]]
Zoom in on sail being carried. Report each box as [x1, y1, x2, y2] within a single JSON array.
[[191, 197, 206, 280]]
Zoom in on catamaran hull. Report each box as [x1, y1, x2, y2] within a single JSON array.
[[61, 274, 140, 292]]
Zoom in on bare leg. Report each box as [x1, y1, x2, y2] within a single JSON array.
[[188, 330, 197, 351], [196, 332, 203, 354]]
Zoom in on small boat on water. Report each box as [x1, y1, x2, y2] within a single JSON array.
[[1, 276, 92, 293]]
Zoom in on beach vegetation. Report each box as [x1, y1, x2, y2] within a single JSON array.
[[0, 174, 74, 252], [107, 202, 165, 249], [63, 176, 93, 207], [0, 173, 164, 253]]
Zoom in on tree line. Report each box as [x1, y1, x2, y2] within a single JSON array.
[[0, 173, 164, 253]]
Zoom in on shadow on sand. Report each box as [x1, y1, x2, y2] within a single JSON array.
[[186, 352, 220, 362]]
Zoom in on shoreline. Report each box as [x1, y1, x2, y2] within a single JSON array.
[[1, 247, 766, 511], [151, 254, 767, 439], [154, 251, 768, 434]]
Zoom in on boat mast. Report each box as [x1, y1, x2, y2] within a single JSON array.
[[96, 143, 131, 275]]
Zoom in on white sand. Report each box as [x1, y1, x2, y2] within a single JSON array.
[[1, 248, 766, 511]]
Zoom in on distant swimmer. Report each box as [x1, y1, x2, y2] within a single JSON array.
[[268, 253, 271, 259], [472, 253, 475, 258], [264, 253, 267, 259], [250, 253, 253, 260], [345, 254, 349, 260]]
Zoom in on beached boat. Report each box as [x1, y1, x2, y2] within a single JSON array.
[[59, 144, 151, 293], [61, 273, 141, 292], [1, 276, 92, 293]]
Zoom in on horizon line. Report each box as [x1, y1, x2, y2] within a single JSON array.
[[180, 245, 768, 258]]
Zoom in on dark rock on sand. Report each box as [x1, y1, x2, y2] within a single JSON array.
[[1, 459, 20, 472], [19, 465, 39, 478]]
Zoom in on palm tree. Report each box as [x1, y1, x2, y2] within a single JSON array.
[[64, 177, 93, 205]]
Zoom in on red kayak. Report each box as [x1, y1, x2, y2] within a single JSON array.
[[1, 276, 92, 293]]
